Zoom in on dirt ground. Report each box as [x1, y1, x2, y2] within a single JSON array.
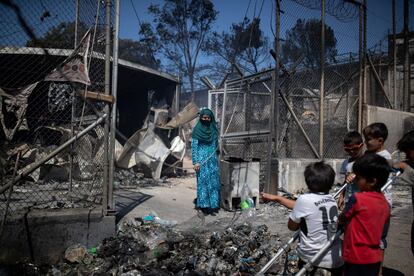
[[114, 173, 413, 275]]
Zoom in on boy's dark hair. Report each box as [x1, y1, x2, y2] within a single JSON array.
[[363, 122, 388, 141], [344, 131, 363, 145], [353, 152, 391, 190], [397, 130, 414, 153], [304, 161, 335, 194]]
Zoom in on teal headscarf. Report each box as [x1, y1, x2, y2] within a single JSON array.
[[192, 108, 219, 143]]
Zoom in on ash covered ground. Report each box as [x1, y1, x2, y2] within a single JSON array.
[[5, 206, 299, 275], [2, 174, 413, 276]]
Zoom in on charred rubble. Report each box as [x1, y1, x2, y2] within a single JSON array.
[[7, 218, 299, 276]]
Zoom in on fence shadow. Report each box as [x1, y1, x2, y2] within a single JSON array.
[[114, 188, 152, 223]]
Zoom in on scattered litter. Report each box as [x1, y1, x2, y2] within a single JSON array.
[[9, 214, 299, 275]]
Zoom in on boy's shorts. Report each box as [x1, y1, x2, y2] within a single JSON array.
[[344, 262, 381, 276], [298, 259, 343, 276]]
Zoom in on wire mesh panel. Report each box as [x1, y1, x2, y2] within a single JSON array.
[[211, 72, 272, 162], [0, 0, 114, 215], [277, 0, 362, 159]]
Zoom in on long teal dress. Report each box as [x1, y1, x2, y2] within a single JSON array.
[[192, 138, 220, 209]]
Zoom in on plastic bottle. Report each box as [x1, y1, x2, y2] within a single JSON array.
[[240, 186, 256, 221], [153, 216, 178, 227]]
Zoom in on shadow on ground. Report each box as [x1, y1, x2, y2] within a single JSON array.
[[383, 267, 405, 276], [114, 188, 152, 223]]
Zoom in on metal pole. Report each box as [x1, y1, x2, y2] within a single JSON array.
[[219, 83, 228, 156], [266, 71, 276, 193], [392, 0, 397, 109], [175, 76, 181, 114], [74, 0, 79, 48], [69, 90, 75, 193], [0, 114, 108, 195], [275, 0, 280, 161], [103, 0, 112, 214], [363, 0, 367, 109], [256, 233, 299, 276], [108, 0, 120, 211], [71, 0, 80, 190], [357, 2, 363, 132], [208, 87, 212, 109], [265, 0, 280, 194], [319, 0, 325, 158], [403, 0, 410, 112]]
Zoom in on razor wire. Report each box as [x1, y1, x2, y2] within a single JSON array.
[[0, 0, 115, 217], [292, 0, 359, 22], [211, 0, 386, 194]]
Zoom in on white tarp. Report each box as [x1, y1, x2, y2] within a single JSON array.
[[0, 83, 38, 141], [44, 30, 91, 85], [134, 125, 170, 180], [160, 102, 199, 129], [170, 136, 185, 160]]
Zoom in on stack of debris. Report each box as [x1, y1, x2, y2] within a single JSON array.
[[8, 218, 299, 275], [113, 169, 170, 189], [116, 102, 199, 180]]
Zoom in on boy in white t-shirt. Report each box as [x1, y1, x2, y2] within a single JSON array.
[[362, 122, 392, 206], [261, 161, 343, 275]]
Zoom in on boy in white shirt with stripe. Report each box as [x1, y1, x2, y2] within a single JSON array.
[[261, 161, 343, 275]]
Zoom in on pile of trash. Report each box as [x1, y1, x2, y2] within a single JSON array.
[[113, 169, 170, 189], [8, 217, 299, 275]]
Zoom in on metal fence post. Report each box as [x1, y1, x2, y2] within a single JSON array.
[[103, 0, 112, 214], [358, 1, 363, 132], [265, 0, 280, 194], [319, 0, 325, 158], [403, 0, 410, 112], [392, 0, 397, 109], [219, 83, 228, 158], [363, 0, 367, 112], [108, 0, 120, 212], [74, 0, 79, 48]]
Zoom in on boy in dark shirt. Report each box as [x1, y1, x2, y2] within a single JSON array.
[[338, 131, 364, 210]]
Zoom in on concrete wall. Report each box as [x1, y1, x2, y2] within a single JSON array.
[[0, 208, 115, 264], [220, 160, 260, 210], [365, 105, 414, 154], [274, 158, 344, 194]]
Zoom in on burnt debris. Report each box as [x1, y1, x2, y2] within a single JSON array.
[[6, 217, 299, 275]]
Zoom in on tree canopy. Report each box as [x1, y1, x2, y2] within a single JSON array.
[[26, 21, 159, 69], [139, 0, 218, 99], [281, 19, 337, 69], [206, 17, 270, 76]]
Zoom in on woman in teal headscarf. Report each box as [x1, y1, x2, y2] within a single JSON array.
[[192, 108, 220, 214]]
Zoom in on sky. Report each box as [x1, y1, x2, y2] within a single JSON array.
[[0, 0, 411, 72], [120, 0, 410, 56]]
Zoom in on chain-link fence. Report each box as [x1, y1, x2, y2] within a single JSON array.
[[0, 0, 115, 217], [211, 0, 412, 189], [210, 73, 271, 160]]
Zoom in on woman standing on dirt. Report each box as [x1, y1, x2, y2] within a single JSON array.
[[192, 108, 220, 215]]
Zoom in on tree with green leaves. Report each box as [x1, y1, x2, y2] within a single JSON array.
[[206, 17, 270, 77], [139, 0, 218, 100], [281, 19, 337, 69], [26, 22, 159, 69]]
